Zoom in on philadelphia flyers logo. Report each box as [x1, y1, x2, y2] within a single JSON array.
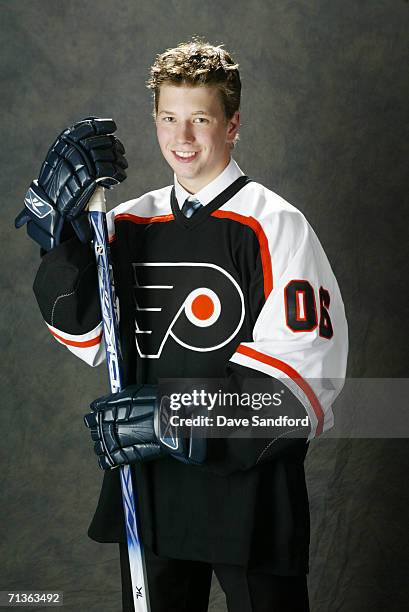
[[132, 263, 245, 358]]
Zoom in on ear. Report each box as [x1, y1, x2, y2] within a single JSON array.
[[226, 111, 240, 144]]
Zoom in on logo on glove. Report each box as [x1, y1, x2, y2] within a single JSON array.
[[24, 185, 53, 219]]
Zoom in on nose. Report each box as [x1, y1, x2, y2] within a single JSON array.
[[175, 121, 195, 143]]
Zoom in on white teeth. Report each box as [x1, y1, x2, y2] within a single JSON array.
[[174, 151, 197, 158]]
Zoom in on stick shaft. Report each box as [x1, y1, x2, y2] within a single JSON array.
[[89, 188, 150, 612]]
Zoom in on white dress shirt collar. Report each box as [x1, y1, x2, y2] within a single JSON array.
[[174, 158, 244, 209]]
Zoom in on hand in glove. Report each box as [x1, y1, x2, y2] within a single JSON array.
[[84, 384, 206, 470], [15, 117, 127, 251]]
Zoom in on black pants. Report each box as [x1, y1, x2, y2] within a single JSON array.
[[120, 544, 309, 612]]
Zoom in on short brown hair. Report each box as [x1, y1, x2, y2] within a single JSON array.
[[147, 38, 241, 120]]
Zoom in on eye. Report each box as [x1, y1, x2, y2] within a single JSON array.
[[162, 116, 175, 123], [193, 117, 210, 124]]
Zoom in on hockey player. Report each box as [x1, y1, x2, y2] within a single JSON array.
[[16, 39, 348, 612]]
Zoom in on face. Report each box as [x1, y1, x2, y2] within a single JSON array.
[[155, 83, 240, 193]]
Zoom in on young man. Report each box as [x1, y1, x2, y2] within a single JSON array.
[[16, 40, 348, 611]]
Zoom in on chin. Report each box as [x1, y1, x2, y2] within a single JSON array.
[[173, 164, 201, 180]]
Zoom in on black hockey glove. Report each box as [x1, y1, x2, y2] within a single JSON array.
[[15, 117, 127, 251], [84, 385, 207, 470]]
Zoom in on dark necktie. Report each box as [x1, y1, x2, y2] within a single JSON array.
[[181, 197, 203, 218]]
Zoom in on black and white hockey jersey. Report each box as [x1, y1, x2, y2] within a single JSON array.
[[33, 159, 348, 573]]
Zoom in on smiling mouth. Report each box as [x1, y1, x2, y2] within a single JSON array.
[[172, 151, 199, 163]]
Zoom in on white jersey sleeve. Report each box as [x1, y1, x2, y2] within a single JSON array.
[[228, 197, 348, 439]]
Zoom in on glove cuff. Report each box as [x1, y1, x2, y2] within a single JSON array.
[[24, 180, 54, 218], [154, 393, 207, 465], [155, 394, 182, 454], [15, 180, 65, 251]]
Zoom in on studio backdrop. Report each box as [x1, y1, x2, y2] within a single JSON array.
[[1, 1, 408, 611]]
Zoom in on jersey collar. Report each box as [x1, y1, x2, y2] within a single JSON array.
[[170, 175, 251, 230]]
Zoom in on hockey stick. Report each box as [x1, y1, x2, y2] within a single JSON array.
[[88, 187, 150, 612]]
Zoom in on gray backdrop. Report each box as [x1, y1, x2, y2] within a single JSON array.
[[1, 1, 408, 610]]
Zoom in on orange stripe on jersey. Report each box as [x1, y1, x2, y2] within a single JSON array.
[[236, 344, 324, 436], [49, 329, 103, 348], [115, 213, 175, 224], [109, 213, 175, 242], [211, 210, 273, 299]]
